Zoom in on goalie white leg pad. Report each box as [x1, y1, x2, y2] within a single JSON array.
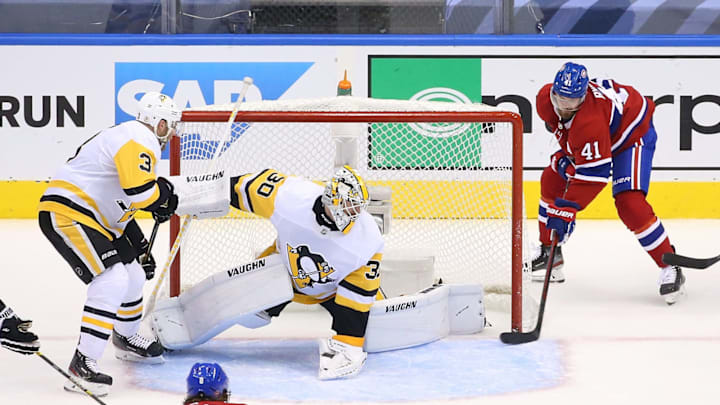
[[447, 284, 485, 334], [150, 254, 293, 350], [363, 283, 485, 353], [364, 284, 449, 353]]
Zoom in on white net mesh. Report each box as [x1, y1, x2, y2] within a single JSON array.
[[164, 97, 534, 331]]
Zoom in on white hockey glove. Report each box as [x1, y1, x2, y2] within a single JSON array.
[[318, 338, 367, 380]]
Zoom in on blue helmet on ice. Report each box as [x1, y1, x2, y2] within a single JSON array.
[[186, 362, 229, 402], [552, 62, 589, 99]]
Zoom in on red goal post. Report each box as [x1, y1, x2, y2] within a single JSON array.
[[168, 97, 530, 332]]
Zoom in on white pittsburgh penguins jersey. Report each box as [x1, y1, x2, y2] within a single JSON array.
[[231, 169, 384, 302], [39, 120, 162, 240]]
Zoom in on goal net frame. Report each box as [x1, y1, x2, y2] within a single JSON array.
[[168, 102, 526, 332]]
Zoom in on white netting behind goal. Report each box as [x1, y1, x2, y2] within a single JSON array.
[[164, 96, 534, 332]]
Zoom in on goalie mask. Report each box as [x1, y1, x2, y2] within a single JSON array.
[[321, 165, 369, 234], [137, 91, 182, 147]]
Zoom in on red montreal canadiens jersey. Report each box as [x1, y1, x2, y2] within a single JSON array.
[[536, 79, 655, 207]]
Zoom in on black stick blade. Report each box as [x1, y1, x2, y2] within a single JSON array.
[[499, 331, 539, 345], [662, 252, 720, 269]]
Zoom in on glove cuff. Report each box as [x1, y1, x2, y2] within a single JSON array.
[[554, 198, 581, 210]]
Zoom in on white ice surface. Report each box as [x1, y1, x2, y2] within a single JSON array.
[[2, 218, 720, 405]]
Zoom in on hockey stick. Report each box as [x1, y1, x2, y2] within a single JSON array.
[[499, 232, 559, 345], [662, 252, 720, 269], [144, 77, 254, 318], [143, 219, 160, 265], [36, 352, 107, 405]]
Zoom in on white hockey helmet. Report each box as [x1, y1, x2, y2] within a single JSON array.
[[136, 92, 182, 145], [321, 165, 369, 234]]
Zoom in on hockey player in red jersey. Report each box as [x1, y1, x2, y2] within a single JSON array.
[[533, 62, 685, 304]]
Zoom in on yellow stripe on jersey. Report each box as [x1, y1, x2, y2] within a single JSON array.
[[231, 173, 253, 212], [44, 180, 116, 234], [292, 292, 333, 305], [113, 140, 157, 192], [335, 294, 373, 312], [37, 200, 114, 240], [55, 218, 103, 276], [242, 169, 288, 219]]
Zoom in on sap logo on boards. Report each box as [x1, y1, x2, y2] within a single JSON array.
[[114, 62, 313, 125], [226, 258, 266, 278], [0, 96, 83, 127]]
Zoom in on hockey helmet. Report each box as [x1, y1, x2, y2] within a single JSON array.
[[185, 362, 229, 403], [551, 62, 588, 112], [321, 165, 369, 234], [136, 91, 182, 146]]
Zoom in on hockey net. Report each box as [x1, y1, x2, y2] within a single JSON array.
[[165, 96, 534, 332]]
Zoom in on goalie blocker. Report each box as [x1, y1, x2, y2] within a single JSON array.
[[150, 254, 485, 352]]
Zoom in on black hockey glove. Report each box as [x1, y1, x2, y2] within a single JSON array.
[[152, 177, 178, 224], [137, 238, 156, 281], [0, 306, 40, 355]]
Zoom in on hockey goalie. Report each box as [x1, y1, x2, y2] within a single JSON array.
[[151, 165, 485, 380]]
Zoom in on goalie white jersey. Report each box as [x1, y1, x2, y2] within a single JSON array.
[[39, 120, 163, 240], [231, 170, 384, 301]]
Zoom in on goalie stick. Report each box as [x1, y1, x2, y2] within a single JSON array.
[[36, 352, 107, 405], [499, 233, 558, 345], [662, 252, 720, 269], [144, 76, 254, 318]]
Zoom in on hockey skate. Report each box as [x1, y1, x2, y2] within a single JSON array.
[[64, 349, 112, 397], [659, 266, 686, 305], [531, 244, 565, 283], [112, 329, 165, 364]]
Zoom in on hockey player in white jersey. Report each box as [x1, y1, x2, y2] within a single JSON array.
[[230, 165, 384, 380], [38, 92, 182, 396]]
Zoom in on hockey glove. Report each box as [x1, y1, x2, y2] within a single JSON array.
[[546, 198, 581, 244], [0, 306, 40, 355], [152, 177, 178, 224], [137, 238, 156, 280], [550, 150, 575, 181]]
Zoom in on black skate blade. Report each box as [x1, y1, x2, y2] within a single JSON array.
[[499, 331, 539, 345]]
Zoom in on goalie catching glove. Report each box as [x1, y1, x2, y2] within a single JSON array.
[[0, 301, 40, 355]]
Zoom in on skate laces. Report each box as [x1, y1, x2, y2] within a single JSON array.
[[659, 266, 678, 285], [83, 355, 100, 373], [127, 334, 154, 349]]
